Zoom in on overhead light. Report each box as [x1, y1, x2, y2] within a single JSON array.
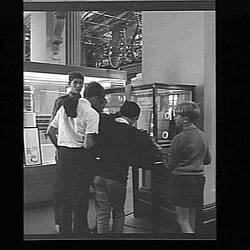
[[23, 72, 125, 88], [24, 72, 68, 83]]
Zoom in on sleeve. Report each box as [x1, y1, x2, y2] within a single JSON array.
[[85, 110, 100, 134], [168, 135, 181, 171], [50, 97, 62, 122], [131, 130, 162, 169], [50, 107, 60, 129]]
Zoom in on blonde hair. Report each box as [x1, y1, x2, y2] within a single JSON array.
[[175, 101, 200, 122]]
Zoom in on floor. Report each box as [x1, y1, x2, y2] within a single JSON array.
[[24, 169, 154, 237]]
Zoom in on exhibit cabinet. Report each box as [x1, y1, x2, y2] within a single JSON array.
[[23, 61, 127, 205], [105, 83, 215, 234]]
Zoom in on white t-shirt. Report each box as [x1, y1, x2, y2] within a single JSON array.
[[50, 98, 99, 148]]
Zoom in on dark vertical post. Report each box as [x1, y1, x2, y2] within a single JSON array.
[[195, 176, 205, 234], [151, 164, 160, 234], [151, 84, 160, 233], [132, 167, 139, 218]]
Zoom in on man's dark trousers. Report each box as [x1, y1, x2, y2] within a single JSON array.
[[57, 146, 90, 236]]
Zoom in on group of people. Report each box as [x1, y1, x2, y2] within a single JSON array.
[[46, 71, 211, 236]]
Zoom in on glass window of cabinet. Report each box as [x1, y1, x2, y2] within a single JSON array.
[[105, 83, 195, 145]]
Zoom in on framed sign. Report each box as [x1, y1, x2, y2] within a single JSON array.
[[23, 127, 42, 166]]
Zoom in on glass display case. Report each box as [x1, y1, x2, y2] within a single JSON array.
[[105, 83, 195, 145]]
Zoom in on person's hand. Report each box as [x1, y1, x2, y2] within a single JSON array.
[[150, 137, 162, 151]]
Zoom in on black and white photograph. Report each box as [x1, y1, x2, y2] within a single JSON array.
[[23, 0, 216, 240]]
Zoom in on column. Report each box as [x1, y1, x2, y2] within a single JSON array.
[[66, 11, 81, 66], [203, 11, 216, 205]]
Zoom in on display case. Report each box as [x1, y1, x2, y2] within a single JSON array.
[[105, 83, 194, 143]]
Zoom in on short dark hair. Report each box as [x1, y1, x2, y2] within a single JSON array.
[[120, 101, 141, 118], [83, 81, 105, 98], [68, 71, 84, 85], [175, 101, 200, 122]]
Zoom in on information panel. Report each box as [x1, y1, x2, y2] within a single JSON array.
[[24, 127, 42, 166]]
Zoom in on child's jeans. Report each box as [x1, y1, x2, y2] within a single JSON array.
[[93, 176, 127, 233]]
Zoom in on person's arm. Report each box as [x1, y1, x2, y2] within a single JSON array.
[[47, 125, 58, 149], [131, 130, 163, 169], [47, 108, 60, 148], [50, 98, 62, 123], [168, 136, 180, 171], [46, 97, 63, 136]]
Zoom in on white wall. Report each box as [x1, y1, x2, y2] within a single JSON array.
[[143, 11, 205, 85], [203, 12, 216, 205], [142, 11, 215, 205]]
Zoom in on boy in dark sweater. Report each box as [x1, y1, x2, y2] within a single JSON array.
[[168, 101, 211, 233], [92, 101, 162, 233]]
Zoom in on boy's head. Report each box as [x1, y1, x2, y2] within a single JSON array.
[[120, 101, 141, 125], [83, 81, 107, 112], [174, 101, 200, 126], [68, 71, 84, 94]]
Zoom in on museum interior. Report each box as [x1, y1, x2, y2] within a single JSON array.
[[23, 1, 216, 239]]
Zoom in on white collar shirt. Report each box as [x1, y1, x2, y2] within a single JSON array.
[[50, 98, 99, 148]]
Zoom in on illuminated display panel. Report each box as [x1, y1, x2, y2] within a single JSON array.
[[156, 89, 192, 143], [132, 89, 153, 134]]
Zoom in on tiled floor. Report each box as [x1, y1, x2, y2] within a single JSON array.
[[24, 169, 153, 235]]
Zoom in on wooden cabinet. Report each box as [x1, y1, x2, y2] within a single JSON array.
[[24, 164, 57, 204]]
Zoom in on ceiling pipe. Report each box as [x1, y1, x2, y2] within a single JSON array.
[[82, 11, 131, 35]]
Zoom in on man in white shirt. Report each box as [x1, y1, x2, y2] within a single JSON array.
[[47, 81, 107, 236], [47, 71, 84, 233]]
